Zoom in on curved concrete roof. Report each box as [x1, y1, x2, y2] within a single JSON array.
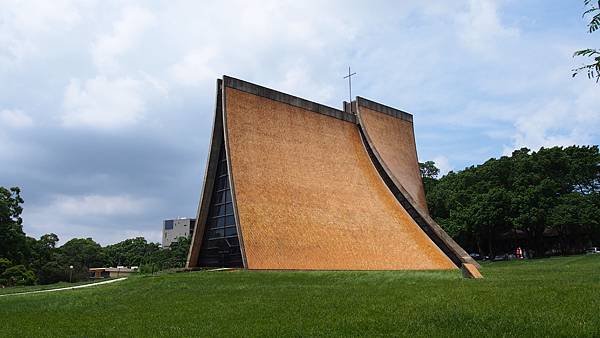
[[188, 76, 480, 276]]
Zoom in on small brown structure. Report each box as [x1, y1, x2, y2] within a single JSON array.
[[89, 267, 138, 279], [186, 76, 481, 277]]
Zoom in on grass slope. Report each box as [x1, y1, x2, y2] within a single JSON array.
[[0, 280, 103, 296], [1, 255, 599, 337]]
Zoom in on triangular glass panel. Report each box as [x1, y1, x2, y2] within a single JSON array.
[[197, 141, 243, 267]]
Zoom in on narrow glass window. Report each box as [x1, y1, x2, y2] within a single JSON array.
[[225, 203, 233, 215], [197, 141, 242, 268], [225, 226, 237, 237]]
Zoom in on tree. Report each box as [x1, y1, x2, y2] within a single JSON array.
[[426, 145, 600, 257], [26, 233, 67, 284], [104, 237, 160, 267], [165, 236, 191, 268], [0, 265, 36, 286], [59, 238, 105, 281], [29, 233, 60, 271], [146, 237, 191, 271], [573, 0, 600, 82], [419, 161, 440, 179], [0, 258, 12, 275], [548, 193, 600, 253], [563, 145, 600, 194], [419, 161, 440, 196], [38, 233, 59, 249], [0, 187, 30, 264], [60, 238, 105, 268], [37, 261, 67, 285]]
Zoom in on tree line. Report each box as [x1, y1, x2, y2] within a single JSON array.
[[421, 145, 600, 259], [0, 187, 189, 287]]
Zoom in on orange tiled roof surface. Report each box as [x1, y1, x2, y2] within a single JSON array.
[[359, 106, 429, 214], [226, 87, 454, 270]]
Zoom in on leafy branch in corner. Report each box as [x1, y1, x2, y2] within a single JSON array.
[[572, 0, 600, 82]]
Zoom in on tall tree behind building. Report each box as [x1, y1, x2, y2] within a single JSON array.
[[426, 146, 600, 257]]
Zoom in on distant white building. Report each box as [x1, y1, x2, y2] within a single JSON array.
[[162, 218, 195, 248]]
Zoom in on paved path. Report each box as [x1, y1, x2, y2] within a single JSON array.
[[0, 277, 127, 297]]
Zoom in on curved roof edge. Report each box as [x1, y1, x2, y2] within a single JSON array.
[[355, 102, 481, 274]]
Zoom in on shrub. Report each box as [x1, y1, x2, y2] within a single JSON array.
[[0, 258, 12, 275], [37, 261, 67, 285], [1, 265, 36, 286]]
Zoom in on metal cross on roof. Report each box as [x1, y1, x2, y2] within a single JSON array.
[[343, 66, 357, 104]]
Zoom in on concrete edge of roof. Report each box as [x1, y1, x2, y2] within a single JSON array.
[[356, 96, 413, 123], [222, 75, 357, 124]]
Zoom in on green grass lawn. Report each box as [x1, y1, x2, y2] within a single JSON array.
[[1, 255, 599, 337], [0, 279, 104, 296]]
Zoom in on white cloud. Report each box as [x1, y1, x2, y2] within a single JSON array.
[[456, 0, 519, 53], [3, 0, 80, 32], [169, 48, 220, 86], [276, 60, 335, 103], [48, 194, 150, 217], [432, 155, 454, 176], [0, 109, 33, 128], [0, 0, 81, 65], [139, 72, 169, 98], [509, 84, 600, 152], [91, 6, 155, 73], [23, 194, 160, 245], [61, 76, 146, 129]]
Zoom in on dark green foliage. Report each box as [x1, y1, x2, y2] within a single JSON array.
[[103, 236, 190, 272], [28, 233, 59, 271], [60, 238, 105, 268], [1, 256, 599, 336], [139, 263, 160, 274], [57, 238, 105, 281], [144, 236, 191, 271], [0, 258, 13, 287], [103, 237, 160, 267], [37, 262, 68, 285], [0, 264, 36, 286], [160, 236, 191, 269], [0, 258, 12, 275], [0, 187, 30, 264], [584, 0, 600, 32], [426, 145, 600, 257], [419, 160, 440, 179], [573, 1, 600, 81], [548, 193, 600, 252], [419, 160, 440, 196]]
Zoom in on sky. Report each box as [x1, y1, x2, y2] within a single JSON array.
[[1, 0, 598, 245]]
